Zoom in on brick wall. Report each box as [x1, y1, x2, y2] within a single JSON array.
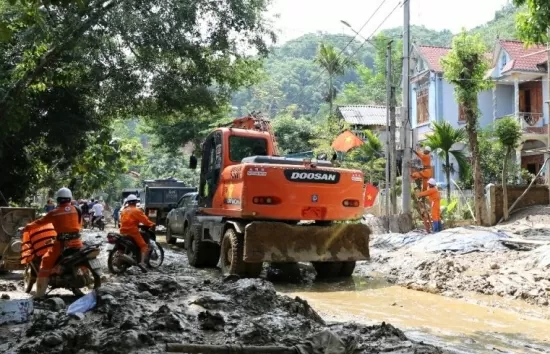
[[486, 184, 549, 225]]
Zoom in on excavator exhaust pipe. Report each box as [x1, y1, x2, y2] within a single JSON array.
[[242, 222, 370, 263]]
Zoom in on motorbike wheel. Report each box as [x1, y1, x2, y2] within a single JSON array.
[[99, 221, 105, 231], [23, 264, 36, 294], [71, 263, 101, 296], [107, 248, 133, 274], [147, 242, 164, 269]]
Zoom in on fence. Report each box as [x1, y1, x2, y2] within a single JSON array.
[[367, 188, 474, 219]]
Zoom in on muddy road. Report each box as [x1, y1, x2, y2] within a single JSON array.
[[0, 229, 440, 354]]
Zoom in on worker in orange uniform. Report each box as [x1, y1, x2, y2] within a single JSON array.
[[23, 187, 83, 298], [416, 178, 441, 232], [411, 146, 433, 191], [119, 194, 155, 268]]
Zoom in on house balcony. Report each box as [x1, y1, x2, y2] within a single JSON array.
[[496, 112, 547, 134]]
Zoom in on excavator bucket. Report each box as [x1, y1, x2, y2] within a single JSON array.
[[242, 222, 370, 263]]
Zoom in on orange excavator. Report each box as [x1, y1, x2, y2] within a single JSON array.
[[186, 113, 371, 279]]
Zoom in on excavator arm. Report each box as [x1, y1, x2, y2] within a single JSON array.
[[231, 115, 280, 156]]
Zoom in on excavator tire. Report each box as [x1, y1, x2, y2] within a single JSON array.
[[220, 228, 262, 278], [312, 262, 342, 279], [339, 261, 356, 277], [187, 223, 219, 268]]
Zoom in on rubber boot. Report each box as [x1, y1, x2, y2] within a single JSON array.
[[33, 277, 49, 299], [139, 251, 148, 271]]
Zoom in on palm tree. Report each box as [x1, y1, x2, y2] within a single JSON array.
[[424, 121, 468, 201], [314, 43, 354, 118], [346, 130, 385, 183]]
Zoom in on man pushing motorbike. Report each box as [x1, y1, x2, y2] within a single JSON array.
[[23, 187, 83, 298], [119, 194, 155, 269]]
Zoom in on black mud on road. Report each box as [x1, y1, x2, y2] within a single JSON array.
[[0, 232, 442, 354]]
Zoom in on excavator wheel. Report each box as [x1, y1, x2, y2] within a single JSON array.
[[187, 223, 219, 268], [312, 262, 342, 279], [220, 228, 262, 278]]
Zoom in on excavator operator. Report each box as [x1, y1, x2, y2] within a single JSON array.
[[411, 145, 433, 191], [23, 187, 83, 298], [415, 178, 441, 232], [119, 194, 155, 268]]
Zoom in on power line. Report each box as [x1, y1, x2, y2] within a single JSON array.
[[280, 0, 390, 111]]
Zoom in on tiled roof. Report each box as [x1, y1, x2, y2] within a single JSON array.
[[416, 45, 451, 73], [499, 40, 547, 73], [337, 105, 401, 127]]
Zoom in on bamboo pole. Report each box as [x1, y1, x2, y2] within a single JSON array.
[[497, 156, 550, 224]]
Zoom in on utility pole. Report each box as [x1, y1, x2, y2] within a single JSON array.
[[390, 86, 397, 214], [401, 0, 412, 214], [546, 27, 550, 201], [385, 41, 392, 219]]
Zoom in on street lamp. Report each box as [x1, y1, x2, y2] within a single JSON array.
[[340, 20, 373, 44]]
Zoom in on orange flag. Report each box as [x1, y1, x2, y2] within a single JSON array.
[[364, 183, 379, 207], [331, 131, 363, 152]]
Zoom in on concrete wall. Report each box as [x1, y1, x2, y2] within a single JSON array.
[[485, 184, 550, 225], [495, 84, 514, 118], [478, 90, 494, 127]]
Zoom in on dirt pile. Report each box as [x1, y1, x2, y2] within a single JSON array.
[[364, 224, 550, 308], [1, 231, 442, 354], [3, 276, 442, 354]]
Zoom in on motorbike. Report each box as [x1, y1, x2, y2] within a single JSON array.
[[106, 225, 164, 274], [23, 231, 102, 296], [82, 213, 91, 229], [89, 211, 105, 231]]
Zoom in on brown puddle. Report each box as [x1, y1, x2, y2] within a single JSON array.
[[276, 276, 550, 353]]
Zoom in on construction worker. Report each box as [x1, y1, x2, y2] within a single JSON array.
[[416, 178, 441, 233], [119, 194, 155, 268], [411, 146, 433, 191], [23, 187, 83, 298]]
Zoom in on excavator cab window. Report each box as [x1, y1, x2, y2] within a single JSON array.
[[229, 136, 268, 162], [199, 132, 222, 208]]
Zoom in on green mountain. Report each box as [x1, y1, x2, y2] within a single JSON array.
[[231, 4, 520, 118]]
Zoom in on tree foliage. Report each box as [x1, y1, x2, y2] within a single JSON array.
[[271, 107, 316, 155], [441, 31, 493, 225], [423, 121, 467, 202], [495, 116, 522, 221], [513, 0, 550, 44], [343, 130, 385, 183], [0, 0, 274, 202]]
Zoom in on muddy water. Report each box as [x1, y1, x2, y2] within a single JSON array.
[[276, 276, 550, 353]]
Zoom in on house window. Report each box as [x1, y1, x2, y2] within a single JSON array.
[[500, 54, 507, 70], [416, 87, 429, 124], [458, 104, 466, 122]]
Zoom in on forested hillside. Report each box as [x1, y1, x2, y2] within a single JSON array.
[[231, 4, 519, 119]]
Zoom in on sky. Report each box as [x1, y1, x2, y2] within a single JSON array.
[[268, 0, 511, 44]]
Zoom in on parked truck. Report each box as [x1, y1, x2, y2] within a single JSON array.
[[142, 178, 197, 226]]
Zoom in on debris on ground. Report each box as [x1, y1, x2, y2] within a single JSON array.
[[363, 209, 550, 309], [0, 230, 442, 354]]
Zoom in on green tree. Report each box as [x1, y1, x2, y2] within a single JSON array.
[[343, 130, 385, 183], [314, 43, 354, 117], [513, 0, 550, 44], [272, 107, 316, 155], [441, 31, 493, 225], [423, 121, 468, 202], [0, 0, 273, 201], [495, 116, 522, 221]]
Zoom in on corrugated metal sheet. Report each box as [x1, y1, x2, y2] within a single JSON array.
[[337, 105, 401, 127]]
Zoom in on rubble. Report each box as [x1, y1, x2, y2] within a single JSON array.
[[363, 218, 550, 310], [0, 231, 442, 354]]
